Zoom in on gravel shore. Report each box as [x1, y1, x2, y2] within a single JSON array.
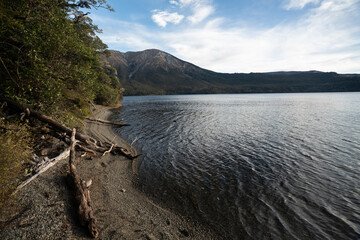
[[0, 106, 218, 239]]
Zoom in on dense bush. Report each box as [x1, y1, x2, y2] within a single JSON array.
[[0, 0, 122, 121]]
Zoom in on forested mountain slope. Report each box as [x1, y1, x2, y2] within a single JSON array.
[[104, 49, 360, 95]]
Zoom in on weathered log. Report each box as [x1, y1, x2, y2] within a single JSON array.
[[87, 143, 139, 159], [15, 149, 70, 193], [77, 144, 98, 157], [68, 128, 98, 238], [86, 117, 130, 127], [1, 98, 138, 159], [1, 98, 94, 143], [113, 146, 140, 160]]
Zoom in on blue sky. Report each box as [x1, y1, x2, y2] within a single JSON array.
[[90, 0, 360, 73]]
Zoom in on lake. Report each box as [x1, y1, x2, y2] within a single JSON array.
[[112, 92, 360, 240]]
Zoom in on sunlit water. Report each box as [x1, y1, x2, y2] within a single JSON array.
[[112, 93, 360, 240]]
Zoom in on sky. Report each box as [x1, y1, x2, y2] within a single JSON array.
[[89, 0, 360, 73]]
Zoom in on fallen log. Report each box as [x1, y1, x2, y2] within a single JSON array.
[[86, 142, 139, 159], [15, 149, 70, 193], [86, 117, 130, 127], [113, 146, 140, 160], [77, 144, 98, 158], [68, 129, 98, 238], [1, 98, 138, 159], [1, 97, 93, 143]]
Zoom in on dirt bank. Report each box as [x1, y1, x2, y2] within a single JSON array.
[[0, 106, 219, 239]]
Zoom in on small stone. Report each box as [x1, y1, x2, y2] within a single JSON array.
[[18, 217, 35, 227], [179, 229, 190, 237], [145, 233, 156, 240], [55, 211, 62, 217], [120, 188, 126, 193], [44, 191, 50, 198]]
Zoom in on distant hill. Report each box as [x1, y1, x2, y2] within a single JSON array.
[[103, 49, 360, 96]]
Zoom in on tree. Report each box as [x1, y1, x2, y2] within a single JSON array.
[[0, 0, 122, 120]]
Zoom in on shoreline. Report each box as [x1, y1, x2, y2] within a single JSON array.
[[0, 105, 218, 239]]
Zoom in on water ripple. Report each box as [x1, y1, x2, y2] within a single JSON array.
[[114, 93, 360, 240]]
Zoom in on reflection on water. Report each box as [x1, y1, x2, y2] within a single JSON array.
[[113, 93, 360, 240]]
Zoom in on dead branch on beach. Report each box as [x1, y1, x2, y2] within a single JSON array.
[[77, 143, 98, 158], [15, 149, 70, 193], [86, 117, 130, 127], [0, 97, 139, 160], [102, 143, 114, 156], [69, 129, 98, 238]]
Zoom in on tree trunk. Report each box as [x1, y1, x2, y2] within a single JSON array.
[[1, 97, 93, 143], [68, 128, 98, 238], [15, 149, 70, 193]]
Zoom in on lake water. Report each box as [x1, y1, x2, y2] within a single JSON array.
[[112, 93, 360, 240]]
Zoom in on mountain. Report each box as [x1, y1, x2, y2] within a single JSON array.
[[103, 49, 360, 96]]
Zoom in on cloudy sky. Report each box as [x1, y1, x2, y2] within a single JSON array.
[[90, 0, 360, 73]]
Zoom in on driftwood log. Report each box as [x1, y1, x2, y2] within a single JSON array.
[[1, 97, 139, 159], [15, 149, 70, 193], [69, 129, 98, 238], [86, 117, 130, 127], [1, 97, 92, 143]]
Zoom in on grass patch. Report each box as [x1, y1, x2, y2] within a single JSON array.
[[0, 116, 32, 211]]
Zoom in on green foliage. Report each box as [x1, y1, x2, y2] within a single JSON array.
[[0, 117, 32, 210], [0, 0, 122, 120], [0, 0, 123, 208], [94, 62, 124, 105]]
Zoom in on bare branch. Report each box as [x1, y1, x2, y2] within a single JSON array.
[[0, 57, 20, 89]]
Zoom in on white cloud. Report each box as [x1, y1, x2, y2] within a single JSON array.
[[162, 0, 360, 73], [169, 0, 199, 8], [97, 0, 360, 73], [169, 0, 179, 6], [187, 5, 214, 24], [90, 16, 160, 50], [164, 0, 214, 25], [183, 0, 214, 24], [151, 10, 184, 27], [284, 0, 321, 10], [177, 0, 200, 7]]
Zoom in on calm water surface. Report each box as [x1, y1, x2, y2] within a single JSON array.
[[113, 93, 360, 240]]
